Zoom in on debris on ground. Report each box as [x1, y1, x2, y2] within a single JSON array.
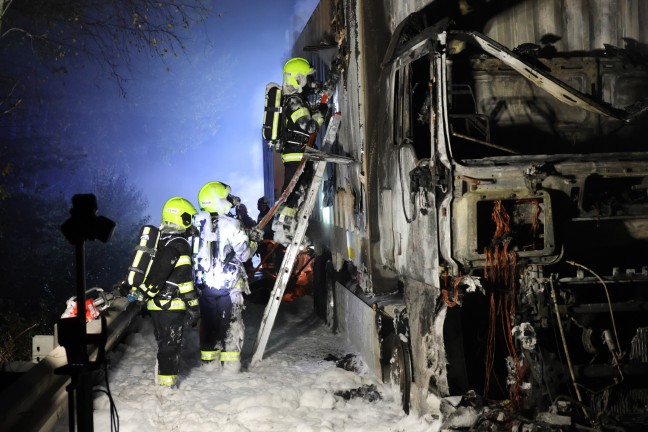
[[324, 353, 364, 373], [334, 384, 382, 402]]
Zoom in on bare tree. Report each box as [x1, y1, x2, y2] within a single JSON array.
[[0, 0, 10, 34], [0, 0, 213, 199], [1, 0, 213, 95]]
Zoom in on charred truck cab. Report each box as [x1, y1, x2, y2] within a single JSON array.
[[286, 1, 648, 428]]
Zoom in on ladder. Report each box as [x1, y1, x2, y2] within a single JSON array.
[[251, 113, 349, 366]]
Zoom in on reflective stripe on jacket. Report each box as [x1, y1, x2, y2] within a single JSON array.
[[281, 152, 304, 163]]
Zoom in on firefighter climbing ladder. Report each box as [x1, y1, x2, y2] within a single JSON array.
[[251, 113, 349, 366]]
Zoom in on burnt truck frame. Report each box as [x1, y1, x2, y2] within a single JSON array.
[[289, 1, 648, 428]]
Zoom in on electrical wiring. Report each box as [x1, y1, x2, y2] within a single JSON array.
[[93, 361, 120, 432]]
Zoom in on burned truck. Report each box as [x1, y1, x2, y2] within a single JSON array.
[[279, 0, 648, 428]]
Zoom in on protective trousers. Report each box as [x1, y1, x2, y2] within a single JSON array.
[[199, 287, 233, 364], [283, 160, 314, 209], [150, 310, 185, 386]]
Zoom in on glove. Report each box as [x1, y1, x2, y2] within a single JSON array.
[[248, 227, 264, 242], [187, 308, 200, 328], [312, 111, 324, 127]]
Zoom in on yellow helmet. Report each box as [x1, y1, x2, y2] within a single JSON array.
[[161, 197, 197, 230], [198, 181, 233, 215], [282, 57, 314, 94]]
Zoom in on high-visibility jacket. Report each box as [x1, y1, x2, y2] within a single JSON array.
[[281, 93, 324, 163], [140, 231, 199, 312]]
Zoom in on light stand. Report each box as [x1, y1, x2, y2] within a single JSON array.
[[57, 194, 116, 432]]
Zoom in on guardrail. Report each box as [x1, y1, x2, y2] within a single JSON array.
[[0, 297, 142, 432]]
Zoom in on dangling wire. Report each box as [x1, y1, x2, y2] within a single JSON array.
[[483, 200, 524, 408], [501, 293, 525, 410], [549, 275, 585, 412], [491, 200, 511, 241], [94, 361, 120, 432], [442, 272, 461, 307], [565, 260, 622, 361]]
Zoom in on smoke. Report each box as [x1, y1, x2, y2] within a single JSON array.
[[286, 0, 319, 48], [293, 0, 319, 26]]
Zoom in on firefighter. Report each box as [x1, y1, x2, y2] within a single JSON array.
[[236, 203, 256, 229], [256, 196, 274, 240], [236, 203, 255, 272], [255, 195, 277, 272], [273, 57, 327, 246], [193, 181, 261, 372], [138, 196, 200, 387], [257, 196, 270, 222]]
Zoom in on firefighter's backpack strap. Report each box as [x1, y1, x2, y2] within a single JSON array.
[[153, 297, 173, 311], [127, 225, 160, 288], [151, 236, 191, 311]]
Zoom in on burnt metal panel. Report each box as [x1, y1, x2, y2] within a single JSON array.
[[484, 0, 648, 52]]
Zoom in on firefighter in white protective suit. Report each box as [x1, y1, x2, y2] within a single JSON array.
[[193, 181, 262, 372]]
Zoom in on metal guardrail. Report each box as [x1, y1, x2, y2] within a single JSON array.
[[0, 297, 142, 432]]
